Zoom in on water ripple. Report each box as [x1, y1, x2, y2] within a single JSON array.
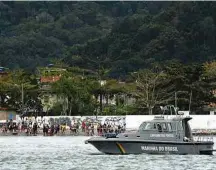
[[0, 136, 215, 170]]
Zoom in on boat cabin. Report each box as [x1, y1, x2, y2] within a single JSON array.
[[117, 105, 193, 142], [138, 115, 193, 141]]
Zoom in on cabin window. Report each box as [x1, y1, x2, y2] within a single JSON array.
[[172, 121, 183, 131], [156, 123, 162, 132], [145, 122, 156, 130], [167, 123, 172, 132], [161, 123, 167, 132], [177, 121, 183, 131], [139, 122, 157, 130], [139, 122, 147, 131]]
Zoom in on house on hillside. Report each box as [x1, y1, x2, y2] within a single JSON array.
[[36, 65, 66, 113], [0, 67, 9, 78], [37, 65, 136, 115], [0, 108, 16, 121], [97, 80, 135, 106]]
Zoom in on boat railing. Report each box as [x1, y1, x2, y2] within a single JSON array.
[[193, 136, 214, 142]]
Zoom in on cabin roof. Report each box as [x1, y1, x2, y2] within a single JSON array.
[[171, 116, 192, 121], [145, 116, 193, 123]]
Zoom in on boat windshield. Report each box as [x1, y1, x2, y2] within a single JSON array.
[[139, 122, 157, 131], [139, 122, 174, 132]]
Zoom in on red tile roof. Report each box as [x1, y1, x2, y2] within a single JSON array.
[[0, 107, 8, 110], [40, 76, 61, 83]]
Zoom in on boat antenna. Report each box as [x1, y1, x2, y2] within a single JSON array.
[[175, 92, 177, 108], [170, 105, 172, 115], [174, 92, 178, 115], [21, 83, 24, 116], [189, 90, 192, 114]]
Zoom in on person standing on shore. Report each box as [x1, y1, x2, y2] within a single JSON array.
[[82, 121, 86, 133], [32, 123, 37, 136], [43, 124, 47, 136]]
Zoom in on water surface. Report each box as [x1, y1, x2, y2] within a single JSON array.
[[0, 136, 215, 170]]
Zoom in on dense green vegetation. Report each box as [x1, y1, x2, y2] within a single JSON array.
[[1, 60, 216, 116], [1, 2, 216, 77], [1, 2, 216, 115]]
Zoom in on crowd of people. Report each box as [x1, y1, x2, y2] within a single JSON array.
[[0, 118, 126, 136], [81, 121, 125, 136]]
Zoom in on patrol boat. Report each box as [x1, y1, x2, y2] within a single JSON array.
[[85, 105, 215, 155]]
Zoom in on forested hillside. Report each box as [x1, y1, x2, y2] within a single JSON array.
[[1, 1, 216, 77]]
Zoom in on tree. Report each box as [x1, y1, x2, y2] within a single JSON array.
[[132, 69, 173, 115], [0, 72, 13, 107], [202, 61, 216, 79], [0, 69, 42, 115], [200, 61, 216, 110], [163, 61, 216, 111], [94, 65, 110, 114], [52, 74, 97, 116]]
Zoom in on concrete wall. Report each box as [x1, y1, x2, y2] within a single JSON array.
[[13, 114, 216, 130], [15, 115, 126, 129]]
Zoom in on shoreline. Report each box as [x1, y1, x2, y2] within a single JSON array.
[[0, 130, 215, 137]]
